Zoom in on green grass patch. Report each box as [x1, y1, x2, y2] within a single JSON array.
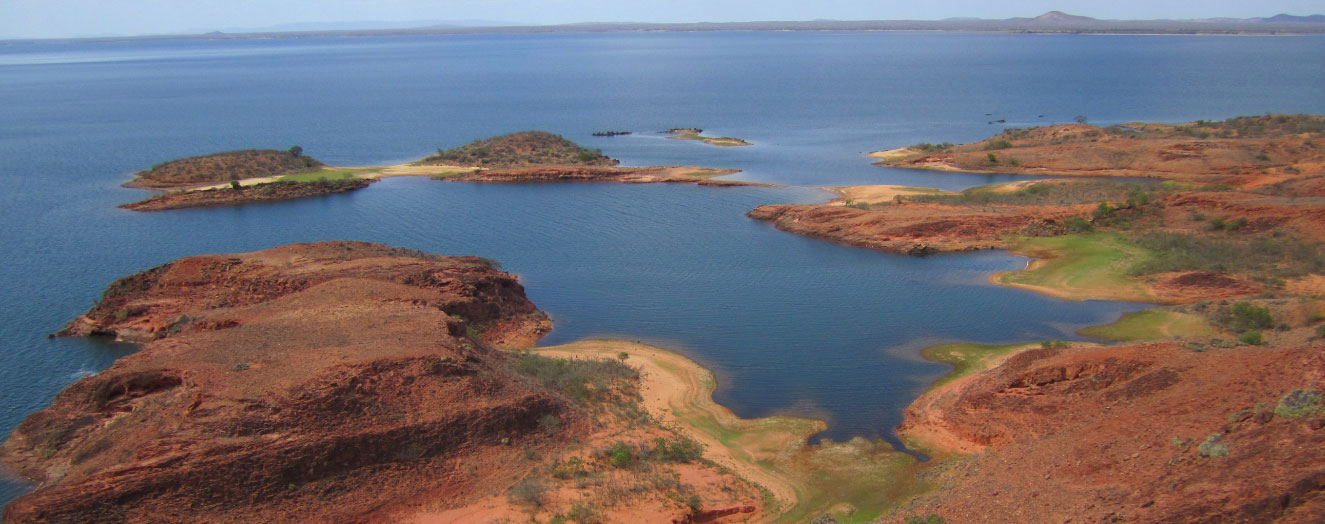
[[276, 168, 361, 183], [1077, 309, 1215, 342], [774, 440, 924, 524], [1001, 233, 1155, 302], [920, 342, 1028, 388]]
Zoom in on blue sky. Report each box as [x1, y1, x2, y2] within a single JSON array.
[[3, 0, 1323, 39]]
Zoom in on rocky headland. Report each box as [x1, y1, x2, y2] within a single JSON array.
[[121, 178, 375, 212], [750, 114, 1325, 304], [1, 242, 765, 523], [890, 339, 1325, 523]]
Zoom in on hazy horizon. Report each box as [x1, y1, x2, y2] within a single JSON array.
[[3, 1, 1324, 40]]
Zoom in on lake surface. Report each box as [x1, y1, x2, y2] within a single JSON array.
[[2, 31, 1323, 503]]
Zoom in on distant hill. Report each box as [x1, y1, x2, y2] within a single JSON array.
[[1025, 11, 1099, 24], [1263, 14, 1325, 23], [16, 11, 1325, 42]]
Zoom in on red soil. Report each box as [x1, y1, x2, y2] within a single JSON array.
[[125, 149, 321, 190], [747, 202, 1087, 255], [892, 341, 1325, 523], [120, 179, 375, 212], [2, 242, 561, 523]]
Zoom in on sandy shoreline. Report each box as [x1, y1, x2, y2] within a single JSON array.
[[532, 340, 818, 516]]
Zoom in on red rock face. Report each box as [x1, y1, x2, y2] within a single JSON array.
[[120, 178, 375, 212], [747, 203, 1084, 255], [2, 241, 563, 524], [894, 342, 1325, 523]]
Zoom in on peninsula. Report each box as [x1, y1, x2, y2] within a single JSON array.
[[120, 131, 757, 211], [1, 243, 769, 524], [751, 114, 1325, 303]]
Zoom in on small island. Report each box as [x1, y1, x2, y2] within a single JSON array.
[[665, 128, 752, 147], [120, 132, 762, 211]]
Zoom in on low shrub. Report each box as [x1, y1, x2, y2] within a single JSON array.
[[1198, 434, 1229, 458], [1274, 389, 1322, 419], [1128, 232, 1324, 278], [516, 353, 639, 404], [507, 478, 546, 507], [1237, 330, 1263, 345]]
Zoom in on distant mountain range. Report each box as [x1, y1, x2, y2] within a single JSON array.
[[11, 11, 1325, 42]]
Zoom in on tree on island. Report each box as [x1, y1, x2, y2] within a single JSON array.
[[1074, 115, 1089, 124], [229, 173, 242, 190], [288, 145, 303, 157]]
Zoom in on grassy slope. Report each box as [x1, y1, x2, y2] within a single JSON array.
[[1076, 309, 1215, 342], [920, 342, 1037, 389], [276, 168, 364, 182], [996, 233, 1158, 303]]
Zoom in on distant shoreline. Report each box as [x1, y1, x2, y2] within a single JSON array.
[[5, 15, 1324, 44]]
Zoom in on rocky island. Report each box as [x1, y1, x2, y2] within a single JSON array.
[[665, 128, 752, 147], [120, 132, 757, 212]]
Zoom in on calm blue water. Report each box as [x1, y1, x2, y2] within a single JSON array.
[[2, 32, 1323, 503]]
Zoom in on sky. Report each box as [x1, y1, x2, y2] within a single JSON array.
[[3, 0, 1323, 39]]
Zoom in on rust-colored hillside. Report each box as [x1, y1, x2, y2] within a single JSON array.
[[125, 148, 321, 190]]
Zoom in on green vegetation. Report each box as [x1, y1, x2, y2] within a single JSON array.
[[1106, 114, 1325, 140], [667, 128, 751, 147], [565, 501, 600, 523], [1214, 302, 1275, 333], [1128, 232, 1323, 279], [515, 353, 639, 404], [275, 168, 361, 183], [906, 180, 1153, 208], [422, 131, 616, 167], [608, 441, 635, 468], [1001, 234, 1154, 302], [1238, 330, 1264, 345], [1206, 217, 1248, 231], [1274, 389, 1322, 419], [773, 439, 924, 524], [136, 148, 322, 186], [1197, 434, 1229, 458], [604, 436, 704, 470], [920, 342, 1029, 388], [1077, 309, 1215, 342], [507, 478, 546, 508], [909, 142, 954, 153], [984, 139, 1014, 150], [537, 414, 561, 433]]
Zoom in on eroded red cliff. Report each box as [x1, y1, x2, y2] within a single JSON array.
[[2, 241, 561, 523]]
